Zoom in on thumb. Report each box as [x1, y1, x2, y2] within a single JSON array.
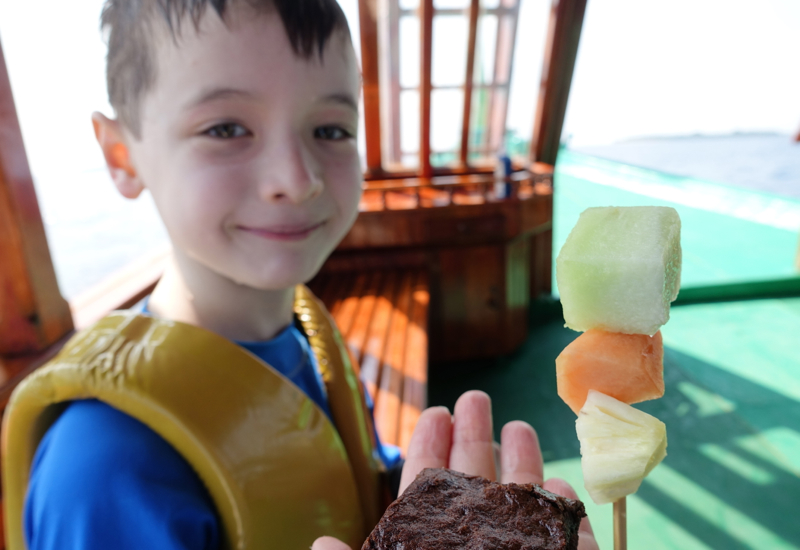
[[543, 478, 600, 550]]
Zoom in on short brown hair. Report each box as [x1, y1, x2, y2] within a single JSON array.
[[100, 0, 351, 136]]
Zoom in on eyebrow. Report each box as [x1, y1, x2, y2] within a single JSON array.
[[185, 87, 358, 112], [186, 87, 257, 110], [322, 93, 359, 112]]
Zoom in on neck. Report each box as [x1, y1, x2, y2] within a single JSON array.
[[147, 252, 296, 342]]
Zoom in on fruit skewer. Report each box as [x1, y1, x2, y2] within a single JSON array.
[[614, 498, 626, 550], [555, 206, 682, 550]]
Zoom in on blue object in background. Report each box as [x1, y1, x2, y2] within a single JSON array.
[[494, 152, 513, 199]]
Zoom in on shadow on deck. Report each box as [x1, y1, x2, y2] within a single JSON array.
[[429, 297, 800, 549]]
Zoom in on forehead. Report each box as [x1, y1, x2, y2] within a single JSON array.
[[142, 6, 359, 117]]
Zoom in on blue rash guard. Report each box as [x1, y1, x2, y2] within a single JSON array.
[[24, 320, 401, 550]]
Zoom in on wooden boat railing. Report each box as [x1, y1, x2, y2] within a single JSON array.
[[359, 169, 554, 211], [309, 167, 554, 448]]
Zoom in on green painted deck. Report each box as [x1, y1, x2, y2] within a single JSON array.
[[428, 150, 800, 549]]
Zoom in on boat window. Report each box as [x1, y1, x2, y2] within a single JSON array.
[[432, 14, 469, 88], [431, 88, 465, 165], [399, 15, 421, 89], [400, 89, 421, 168], [505, 0, 550, 159], [434, 0, 471, 9], [0, 1, 170, 303], [364, 0, 551, 175]]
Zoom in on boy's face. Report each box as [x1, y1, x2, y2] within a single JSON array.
[[125, 6, 362, 290]]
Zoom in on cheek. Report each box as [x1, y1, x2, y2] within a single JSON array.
[[161, 164, 248, 238], [326, 156, 363, 217]]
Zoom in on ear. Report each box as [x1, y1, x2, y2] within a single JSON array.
[[92, 112, 144, 199]]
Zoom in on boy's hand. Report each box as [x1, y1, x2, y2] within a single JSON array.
[[312, 391, 598, 550], [399, 391, 598, 550]]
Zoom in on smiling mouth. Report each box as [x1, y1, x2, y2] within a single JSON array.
[[238, 221, 326, 241]]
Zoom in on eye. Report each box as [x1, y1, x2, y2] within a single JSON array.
[[203, 122, 250, 139], [314, 125, 352, 141]]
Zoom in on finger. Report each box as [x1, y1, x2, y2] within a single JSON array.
[[449, 390, 496, 480], [492, 441, 502, 481], [399, 406, 452, 494], [543, 477, 599, 550], [310, 536, 351, 550], [499, 421, 544, 485]]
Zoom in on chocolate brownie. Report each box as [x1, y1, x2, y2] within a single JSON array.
[[363, 468, 586, 550]]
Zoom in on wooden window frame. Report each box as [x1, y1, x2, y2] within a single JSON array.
[[0, 37, 168, 409], [531, 0, 588, 165], [0, 39, 72, 358], [359, 0, 521, 179]]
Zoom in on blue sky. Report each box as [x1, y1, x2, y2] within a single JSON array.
[[563, 0, 800, 145]]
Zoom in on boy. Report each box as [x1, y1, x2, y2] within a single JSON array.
[[4, 2, 382, 548], [2, 1, 596, 549]]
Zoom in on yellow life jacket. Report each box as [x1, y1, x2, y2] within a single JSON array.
[[1, 285, 385, 550]]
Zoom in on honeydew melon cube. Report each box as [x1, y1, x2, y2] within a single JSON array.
[[556, 206, 681, 335], [576, 390, 668, 505]]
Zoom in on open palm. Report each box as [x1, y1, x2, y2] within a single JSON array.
[[313, 391, 598, 550]]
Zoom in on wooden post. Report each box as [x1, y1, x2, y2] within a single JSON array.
[[459, 0, 480, 167], [530, 0, 588, 166], [419, 0, 434, 178], [492, 1, 521, 154], [0, 37, 73, 355], [359, 0, 384, 176], [386, 0, 402, 166]]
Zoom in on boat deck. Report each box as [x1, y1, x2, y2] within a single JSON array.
[[429, 150, 800, 549]]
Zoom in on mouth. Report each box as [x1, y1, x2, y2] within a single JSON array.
[[237, 221, 326, 242]]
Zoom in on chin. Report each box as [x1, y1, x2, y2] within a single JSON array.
[[235, 260, 325, 291]]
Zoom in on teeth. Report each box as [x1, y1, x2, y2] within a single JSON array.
[[576, 390, 667, 505]]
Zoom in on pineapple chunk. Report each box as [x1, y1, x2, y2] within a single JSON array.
[[576, 390, 667, 505], [556, 206, 681, 335]]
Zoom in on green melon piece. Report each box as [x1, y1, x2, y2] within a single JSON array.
[[556, 206, 681, 335]]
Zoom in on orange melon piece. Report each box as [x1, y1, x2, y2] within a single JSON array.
[[556, 330, 664, 414]]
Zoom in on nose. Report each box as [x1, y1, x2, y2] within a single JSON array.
[[257, 137, 323, 204]]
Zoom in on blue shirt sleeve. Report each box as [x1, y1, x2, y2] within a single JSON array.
[[24, 400, 220, 550]]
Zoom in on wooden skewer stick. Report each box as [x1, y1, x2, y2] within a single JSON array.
[[614, 497, 627, 550]]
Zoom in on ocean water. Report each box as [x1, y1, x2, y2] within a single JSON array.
[[573, 133, 800, 200], [33, 134, 800, 300], [34, 168, 170, 301], [552, 147, 800, 294]]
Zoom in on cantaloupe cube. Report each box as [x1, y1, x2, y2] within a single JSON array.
[[556, 206, 681, 335], [556, 329, 664, 414]]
